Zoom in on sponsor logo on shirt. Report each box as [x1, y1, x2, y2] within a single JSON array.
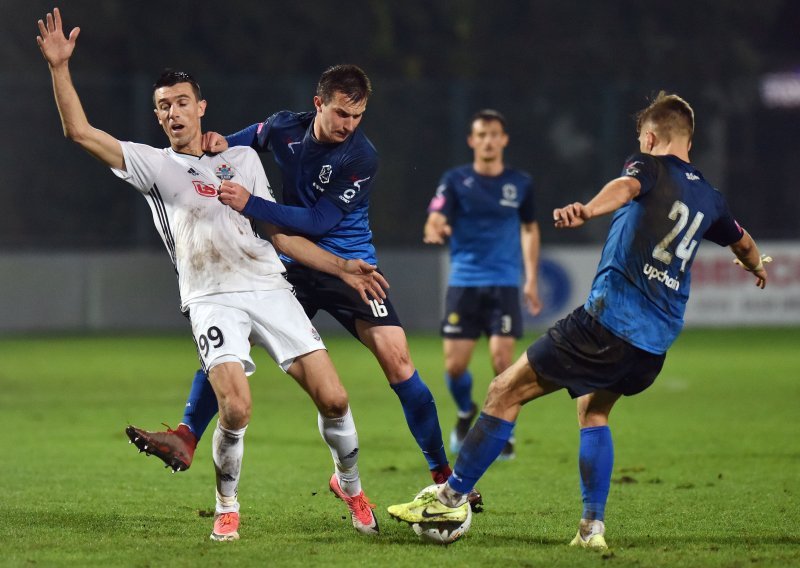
[[685, 172, 700, 181], [187, 168, 200, 176], [463, 176, 475, 188], [215, 164, 234, 181], [339, 175, 371, 204], [192, 180, 218, 197], [319, 165, 333, 184], [287, 140, 302, 154], [643, 263, 680, 291], [499, 183, 519, 207], [625, 160, 643, 176]]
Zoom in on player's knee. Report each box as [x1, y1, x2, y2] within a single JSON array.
[[485, 374, 512, 407], [578, 408, 609, 428], [445, 361, 469, 378], [316, 388, 350, 418], [219, 397, 251, 429], [490, 354, 512, 375], [382, 350, 414, 382]]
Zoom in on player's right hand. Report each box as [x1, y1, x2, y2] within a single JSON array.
[[202, 131, 229, 154], [37, 8, 80, 68]]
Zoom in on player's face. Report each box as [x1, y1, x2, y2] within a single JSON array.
[[313, 91, 367, 144], [468, 119, 508, 163], [153, 83, 207, 152]]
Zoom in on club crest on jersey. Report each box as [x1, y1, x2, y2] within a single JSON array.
[[215, 164, 235, 181], [500, 183, 519, 207], [319, 165, 333, 184]]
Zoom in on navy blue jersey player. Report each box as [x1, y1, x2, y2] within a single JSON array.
[[388, 92, 769, 549], [423, 110, 542, 460], [127, 65, 475, 506]]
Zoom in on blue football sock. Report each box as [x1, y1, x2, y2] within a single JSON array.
[[578, 425, 614, 521], [390, 371, 449, 470], [446, 370, 474, 414], [181, 369, 218, 439], [449, 412, 514, 494]]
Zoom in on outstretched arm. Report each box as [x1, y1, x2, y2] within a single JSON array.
[[218, 181, 344, 237], [268, 228, 390, 304], [730, 230, 768, 289], [37, 8, 124, 170], [553, 176, 641, 229]]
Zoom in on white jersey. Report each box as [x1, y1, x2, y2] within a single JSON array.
[[112, 142, 290, 309]]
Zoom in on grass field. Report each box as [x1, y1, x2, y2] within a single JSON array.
[[1, 328, 798, 567]]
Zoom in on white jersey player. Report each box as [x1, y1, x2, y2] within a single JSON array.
[[114, 143, 291, 309], [37, 8, 380, 541]]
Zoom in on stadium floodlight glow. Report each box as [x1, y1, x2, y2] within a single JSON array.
[[760, 71, 800, 109]]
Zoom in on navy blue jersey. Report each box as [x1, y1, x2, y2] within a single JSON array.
[[235, 111, 379, 265], [429, 165, 536, 286], [585, 153, 743, 354]]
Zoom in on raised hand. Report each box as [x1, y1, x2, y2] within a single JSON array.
[[36, 8, 80, 68]]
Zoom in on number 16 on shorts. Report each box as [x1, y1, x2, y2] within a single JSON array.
[[369, 299, 388, 317]]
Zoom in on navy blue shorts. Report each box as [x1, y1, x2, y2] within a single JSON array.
[[441, 286, 523, 340], [286, 263, 402, 340], [527, 306, 665, 398]]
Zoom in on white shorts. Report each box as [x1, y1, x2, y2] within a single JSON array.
[[185, 289, 325, 375]]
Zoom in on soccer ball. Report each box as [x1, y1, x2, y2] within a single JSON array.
[[410, 484, 472, 545]]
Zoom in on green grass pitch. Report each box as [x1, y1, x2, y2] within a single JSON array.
[[1, 328, 798, 567]]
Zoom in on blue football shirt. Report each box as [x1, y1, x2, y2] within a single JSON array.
[[230, 110, 379, 265], [429, 165, 536, 286], [585, 152, 744, 354]]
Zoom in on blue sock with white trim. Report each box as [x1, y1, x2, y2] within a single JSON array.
[[449, 412, 514, 494], [578, 425, 614, 521], [181, 369, 218, 439], [391, 371, 449, 470]]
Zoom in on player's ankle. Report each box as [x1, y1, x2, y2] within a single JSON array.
[[438, 482, 467, 508]]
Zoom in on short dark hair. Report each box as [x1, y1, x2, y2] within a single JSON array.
[[635, 91, 694, 141], [316, 64, 372, 104], [470, 109, 507, 133], [152, 69, 202, 106]]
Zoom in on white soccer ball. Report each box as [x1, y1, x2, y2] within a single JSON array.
[[410, 484, 472, 545]]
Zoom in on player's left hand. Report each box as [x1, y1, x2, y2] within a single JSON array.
[[340, 259, 390, 305], [733, 254, 771, 290], [217, 180, 251, 212], [553, 202, 590, 228]]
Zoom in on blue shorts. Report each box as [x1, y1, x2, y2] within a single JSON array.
[[441, 286, 523, 340], [527, 306, 665, 398], [286, 263, 403, 340]]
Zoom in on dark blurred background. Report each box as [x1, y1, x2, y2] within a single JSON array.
[[3, 0, 799, 252]]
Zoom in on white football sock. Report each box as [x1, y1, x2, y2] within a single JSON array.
[[318, 407, 361, 496], [212, 421, 247, 513]]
